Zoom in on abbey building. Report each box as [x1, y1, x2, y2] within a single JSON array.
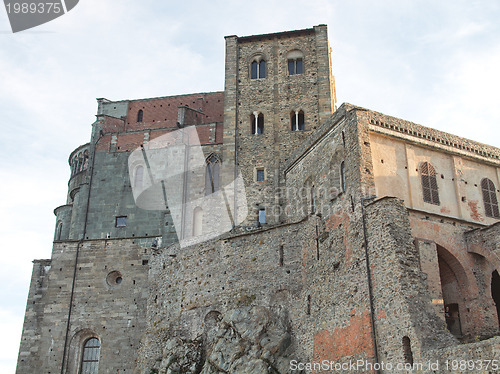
[[16, 25, 500, 373]]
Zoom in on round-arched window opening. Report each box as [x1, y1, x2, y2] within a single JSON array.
[[106, 271, 123, 288]]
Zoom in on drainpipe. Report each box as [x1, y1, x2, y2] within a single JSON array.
[[361, 195, 380, 372], [60, 127, 103, 374]]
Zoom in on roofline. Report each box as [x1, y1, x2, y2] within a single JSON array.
[[227, 25, 324, 43], [96, 91, 224, 105]]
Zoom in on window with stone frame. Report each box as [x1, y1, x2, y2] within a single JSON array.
[[80, 337, 100, 374], [250, 112, 264, 134], [291, 110, 305, 131], [256, 168, 265, 182], [481, 178, 500, 218], [250, 56, 266, 79], [137, 109, 143, 122], [287, 50, 304, 75], [420, 162, 440, 205], [115, 216, 127, 228]]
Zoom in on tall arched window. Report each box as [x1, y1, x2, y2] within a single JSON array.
[[287, 50, 304, 75], [420, 162, 440, 205], [134, 165, 144, 190], [80, 337, 100, 374], [205, 155, 220, 195], [193, 207, 203, 236], [137, 109, 143, 122], [481, 178, 500, 218], [250, 112, 264, 134], [55, 221, 63, 241], [250, 56, 266, 79], [291, 110, 305, 131]]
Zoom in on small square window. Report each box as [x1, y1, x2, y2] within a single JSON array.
[[258, 208, 266, 224], [116, 216, 127, 227], [257, 169, 265, 182]]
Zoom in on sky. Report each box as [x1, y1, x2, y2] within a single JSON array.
[[1, 0, 500, 372]]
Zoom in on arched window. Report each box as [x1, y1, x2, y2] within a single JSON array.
[[193, 207, 203, 236], [291, 110, 305, 131], [80, 337, 100, 374], [82, 150, 89, 171], [205, 155, 220, 195], [420, 162, 440, 205], [137, 109, 143, 122], [287, 50, 304, 75], [77, 153, 83, 173], [250, 112, 264, 134], [481, 178, 500, 218], [55, 221, 63, 241], [250, 56, 266, 79], [340, 161, 346, 193], [134, 166, 144, 190]]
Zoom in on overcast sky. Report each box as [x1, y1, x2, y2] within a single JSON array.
[[1, 0, 500, 371]]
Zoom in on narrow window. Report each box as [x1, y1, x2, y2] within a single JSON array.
[[259, 60, 266, 79], [258, 208, 266, 224], [278, 245, 284, 266], [311, 185, 316, 214], [137, 109, 143, 122], [205, 155, 220, 195], [55, 222, 63, 241], [115, 216, 127, 228], [420, 162, 440, 205], [481, 178, 500, 218], [402, 336, 413, 365], [256, 169, 265, 182], [83, 150, 89, 170], [306, 295, 311, 315], [340, 161, 346, 192], [193, 207, 203, 236], [251, 113, 264, 134], [251, 61, 258, 79], [291, 110, 305, 131], [80, 338, 100, 374], [134, 166, 144, 189]]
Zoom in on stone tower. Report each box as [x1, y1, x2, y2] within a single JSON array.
[[223, 25, 337, 225]]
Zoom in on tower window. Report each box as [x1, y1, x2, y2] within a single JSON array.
[[291, 110, 305, 131], [250, 56, 266, 79], [80, 338, 100, 374], [420, 162, 440, 205], [287, 50, 304, 75], [251, 112, 264, 134], [481, 178, 500, 218], [115, 216, 127, 228], [137, 109, 143, 122]]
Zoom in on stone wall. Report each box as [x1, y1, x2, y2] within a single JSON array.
[[17, 239, 151, 374]]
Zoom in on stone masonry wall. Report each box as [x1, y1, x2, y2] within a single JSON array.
[[17, 239, 150, 374]]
